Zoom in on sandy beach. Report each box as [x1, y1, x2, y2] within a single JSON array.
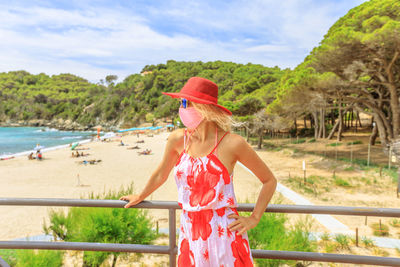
[[0, 130, 276, 241], [1, 129, 399, 263]]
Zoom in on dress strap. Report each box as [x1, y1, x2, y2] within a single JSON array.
[[210, 131, 229, 156], [183, 129, 187, 150]]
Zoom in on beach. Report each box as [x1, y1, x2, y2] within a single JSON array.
[[0, 130, 276, 241], [1, 129, 399, 261]]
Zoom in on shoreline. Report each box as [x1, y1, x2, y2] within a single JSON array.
[[0, 125, 102, 159]]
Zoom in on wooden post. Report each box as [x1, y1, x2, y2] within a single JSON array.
[[367, 143, 371, 166], [365, 216, 368, 226], [350, 142, 353, 164], [388, 145, 392, 170], [355, 228, 359, 247], [335, 141, 338, 161]]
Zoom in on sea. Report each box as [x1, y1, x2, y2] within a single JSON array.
[[0, 127, 97, 158]]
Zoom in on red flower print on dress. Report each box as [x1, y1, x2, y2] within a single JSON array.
[[227, 197, 235, 206], [203, 249, 209, 261], [218, 192, 224, 201], [176, 170, 184, 180], [207, 156, 231, 184], [217, 225, 224, 237], [187, 168, 220, 207], [231, 233, 253, 267], [227, 227, 233, 238], [178, 238, 195, 267], [188, 210, 214, 241], [216, 208, 225, 217]]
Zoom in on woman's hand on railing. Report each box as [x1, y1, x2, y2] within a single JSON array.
[[119, 195, 143, 208], [227, 214, 259, 236]]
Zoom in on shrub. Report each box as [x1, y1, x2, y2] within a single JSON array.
[[248, 213, 316, 267], [15, 250, 63, 267], [361, 236, 375, 248], [334, 234, 350, 250], [390, 219, 400, 228], [370, 222, 389, 236], [43, 183, 157, 267]]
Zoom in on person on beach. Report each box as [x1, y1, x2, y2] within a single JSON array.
[[120, 77, 277, 266]]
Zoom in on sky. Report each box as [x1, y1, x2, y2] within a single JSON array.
[[0, 0, 367, 83]]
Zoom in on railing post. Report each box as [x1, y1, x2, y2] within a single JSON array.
[[169, 208, 176, 267]]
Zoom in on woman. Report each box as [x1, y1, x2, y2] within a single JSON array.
[[120, 77, 277, 266]]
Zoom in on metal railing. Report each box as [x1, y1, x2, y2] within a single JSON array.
[[0, 198, 400, 266]]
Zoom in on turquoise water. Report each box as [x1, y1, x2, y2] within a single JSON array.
[[0, 127, 96, 156]]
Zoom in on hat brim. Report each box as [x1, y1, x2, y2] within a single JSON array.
[[162, 92, 232, 115]]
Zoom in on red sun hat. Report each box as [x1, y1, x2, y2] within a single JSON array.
[[162, 77, 232, 115]]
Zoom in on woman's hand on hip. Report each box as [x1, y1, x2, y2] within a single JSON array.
[[227, 214, 259, 236], [119, 195, 143, 208]]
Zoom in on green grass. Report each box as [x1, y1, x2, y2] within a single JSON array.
[[291, 138, 306, 144], [344, 166, 355, 171], [346, 140, 363, 145], [334, 177, 352, 187], [0, 249, 63, 267], [327, 142, 342, 147], [308, 138, 316, 143], [263, 141, 284, 151]]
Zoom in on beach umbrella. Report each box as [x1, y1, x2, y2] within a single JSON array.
[[71, 143, 79, 150]]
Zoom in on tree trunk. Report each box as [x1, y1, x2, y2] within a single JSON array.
[[111, 254, 118, 267], [313, 112, 319, 139], [246, 126, 250, 142], [374, 113, 389, 147], [357, 111, 362, 128], [337, 104, 344, 142], [294, 118, 297, 136], [369, 120, 378, 146], [257, 128, 263, 149], [327, 118, 339, 140], [304, 117, 307, 129], [322, 109, 326, 138], [386, 51, 400, 137]]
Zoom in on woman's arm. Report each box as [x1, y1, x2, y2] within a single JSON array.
[[120, 130, 182, 208], [228, 134, 277, 235]]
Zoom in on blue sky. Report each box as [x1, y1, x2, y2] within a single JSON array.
[[0, 0, 366, 82]]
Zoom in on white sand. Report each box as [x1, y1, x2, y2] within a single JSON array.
[[0, 130, 268, 240]]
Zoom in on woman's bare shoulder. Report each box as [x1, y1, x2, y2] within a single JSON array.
[[167, 128, 185, 145], [225, 132, 246, 145]]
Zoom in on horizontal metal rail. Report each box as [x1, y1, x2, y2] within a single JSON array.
[[0, 198, 400, 266], [0, 241, 399, 266], [1, 198, 400, 217]]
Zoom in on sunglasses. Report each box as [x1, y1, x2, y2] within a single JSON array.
[[180, 98, 189, 109]]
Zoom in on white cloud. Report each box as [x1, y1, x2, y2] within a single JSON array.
[[0, 0, 367, 82]]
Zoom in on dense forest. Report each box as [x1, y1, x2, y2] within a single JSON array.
[[0, 0, 399, 149], [0, 62, 285, 130]]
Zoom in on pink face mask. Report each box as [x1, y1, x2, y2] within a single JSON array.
[[179, 107, 203, 129]]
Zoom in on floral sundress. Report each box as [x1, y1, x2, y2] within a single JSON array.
[[174, 128, 254, 267]]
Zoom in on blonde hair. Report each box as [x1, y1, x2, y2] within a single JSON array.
[[192, 102, 233, 132]]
